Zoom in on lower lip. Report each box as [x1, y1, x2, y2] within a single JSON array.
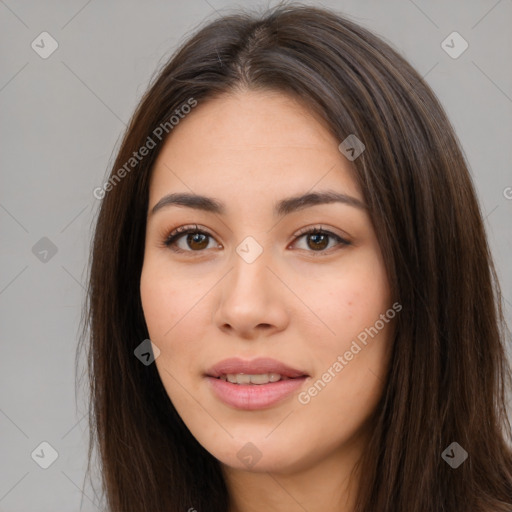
[[206, 376, 307, 410]]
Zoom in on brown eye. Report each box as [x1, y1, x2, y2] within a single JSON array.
[[306, 232, 329, 251], [163, 225, 218, 253], [293, 227, 351, 254], [185, 232, 209, 250]]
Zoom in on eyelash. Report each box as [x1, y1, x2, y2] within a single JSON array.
[[161, 224, 351, 256]]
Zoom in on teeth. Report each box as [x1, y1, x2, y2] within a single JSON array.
[[236, 374, 251, 384], [220, 373, 288, 384]]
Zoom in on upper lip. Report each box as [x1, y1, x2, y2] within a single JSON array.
[[206, 357, 308, 378]]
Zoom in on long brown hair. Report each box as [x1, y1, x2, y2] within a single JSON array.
[[78, 3, 512, 510]]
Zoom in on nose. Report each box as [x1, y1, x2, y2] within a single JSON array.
[[212, 242, 290, 340]]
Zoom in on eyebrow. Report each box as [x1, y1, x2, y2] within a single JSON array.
[[150, 190, 367, 217]]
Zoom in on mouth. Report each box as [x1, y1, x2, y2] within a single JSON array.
[[206, 356, 308, 379], [216, 372, 295, 385], [205, 357, 309, 410]]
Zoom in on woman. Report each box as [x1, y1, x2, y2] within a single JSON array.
[[80, 3, 512, 511]]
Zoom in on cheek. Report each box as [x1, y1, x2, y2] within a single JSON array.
[[140, 266, 173, 339], [303, 246, 393, 412], [140, 260, 205, 341], [140, 266, 198, 403], [318, 250, 391, 350], [140, 261, 212, 390]]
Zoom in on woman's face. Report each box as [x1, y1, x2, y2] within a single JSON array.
[[140, 89, 395, 474]]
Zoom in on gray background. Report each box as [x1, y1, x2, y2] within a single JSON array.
[[1, 0, 511, 510]]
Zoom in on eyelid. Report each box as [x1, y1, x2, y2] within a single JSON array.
[[289, 225, 352, 255], [292, 224, 351, 243], [162, 224, 352, 254], [162, 224, 218, 248]]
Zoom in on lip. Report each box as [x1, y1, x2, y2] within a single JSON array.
[[206, 357, 308, 379], [205, 357, 309, 410]]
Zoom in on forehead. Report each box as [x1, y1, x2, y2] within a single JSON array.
[[172, 89, 334, 146], [149, 89, 360, 202]]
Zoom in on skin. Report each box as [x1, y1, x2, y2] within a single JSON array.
[[140, 89, 395, 512]]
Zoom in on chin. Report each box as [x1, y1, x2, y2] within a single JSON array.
[[200, 433, 313, 475]]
